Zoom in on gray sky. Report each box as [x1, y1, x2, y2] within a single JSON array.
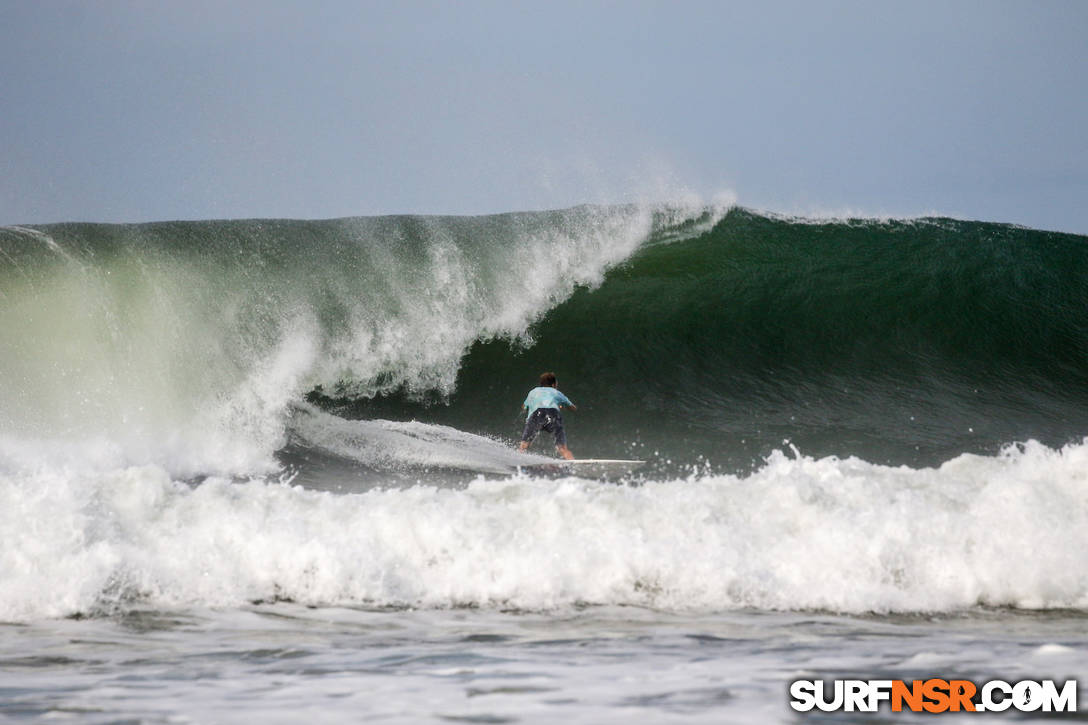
[[1, 0, 1086, 232]]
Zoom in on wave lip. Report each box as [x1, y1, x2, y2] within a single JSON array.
[[2, 439, 1086, 622]]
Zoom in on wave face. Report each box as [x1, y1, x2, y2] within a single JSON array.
[[4, 204, 1088, 619], [336, 209, 1088, 471]]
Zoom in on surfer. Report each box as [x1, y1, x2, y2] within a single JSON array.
[[518, 372, 577, 459]]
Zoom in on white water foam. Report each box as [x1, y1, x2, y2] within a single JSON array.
[[287, 401, 555, 474], [2, 438, 1085, 622]]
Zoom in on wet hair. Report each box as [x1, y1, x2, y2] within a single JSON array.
[[539, 372, 557, 387]]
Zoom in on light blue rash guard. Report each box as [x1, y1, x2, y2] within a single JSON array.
[[523, 386, 573, 419]]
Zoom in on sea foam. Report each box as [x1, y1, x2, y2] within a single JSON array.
[[2, 438, 1085, 622]]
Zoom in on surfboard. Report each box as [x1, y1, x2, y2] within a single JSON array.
[[515, 458, 645, 478]]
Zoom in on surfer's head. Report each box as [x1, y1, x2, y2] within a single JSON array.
[[539, 372, 557, 387]]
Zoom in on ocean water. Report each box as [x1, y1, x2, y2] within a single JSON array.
[[1, 204, 1086, 722]]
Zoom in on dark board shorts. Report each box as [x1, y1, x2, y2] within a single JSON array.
[[521, 408, 566, 447]]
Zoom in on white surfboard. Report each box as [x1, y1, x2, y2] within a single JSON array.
[[515, 458, 645, 478]]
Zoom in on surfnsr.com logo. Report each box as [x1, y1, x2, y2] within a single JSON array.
[[789, 679, 1078, 713]]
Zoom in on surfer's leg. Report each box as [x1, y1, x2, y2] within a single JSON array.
[[519, 410, 544, 451], [552, 416, 572, 459]]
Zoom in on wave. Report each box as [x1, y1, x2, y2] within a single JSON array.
[[324, 209, 1088, 470], [1, 438, 1085, 621], [0, 203, 723, 476], [5, 204, 1088, 475], [4, 203, 1088, 621]]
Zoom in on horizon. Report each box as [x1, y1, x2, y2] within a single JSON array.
[[2, 1, 1086, 234]]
